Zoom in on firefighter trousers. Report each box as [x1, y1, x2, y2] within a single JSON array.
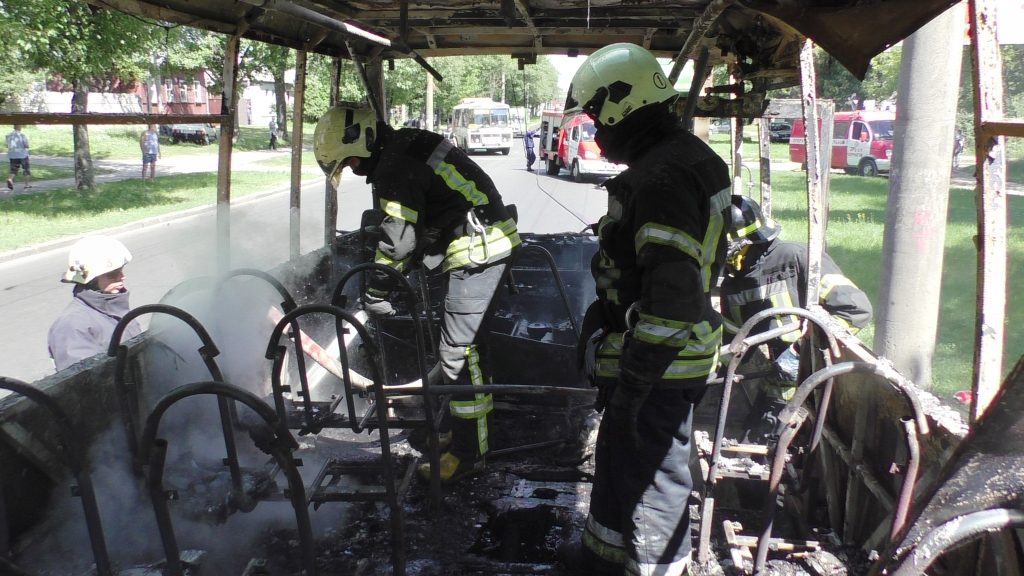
[[582, 386, 698, 576], [439, 262, 507, 460]]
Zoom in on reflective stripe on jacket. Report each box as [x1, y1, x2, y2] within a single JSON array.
[[720, 239, 873, 355], [368, 128, 520, 286], [591, 128, 732, 388]]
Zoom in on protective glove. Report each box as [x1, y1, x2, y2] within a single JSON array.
[[604, 378, 653, 450], [361, 294, 396, 317]]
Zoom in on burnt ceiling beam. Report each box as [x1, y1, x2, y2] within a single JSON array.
[[668, 0, 735, 83], [345, 6, 699, 21], [87, 0, 237, 34], [415, 25, 682, 37]]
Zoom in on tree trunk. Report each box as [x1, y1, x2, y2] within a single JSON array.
[[71, 79, 95, 191], [274, 69, 288, 140], [874, 3, 965, 390]]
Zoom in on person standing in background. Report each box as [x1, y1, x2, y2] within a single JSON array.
[[269, 117, 279, 150], [6, 124, 31, 191], [524, 127, 537, 172], [140, 124, 161, 180]]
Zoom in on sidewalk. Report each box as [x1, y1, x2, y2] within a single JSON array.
[[2, 147, 304, 196]]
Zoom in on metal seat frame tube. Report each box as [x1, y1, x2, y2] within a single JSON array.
[[755, 361, 929, 573], [139, 381, 314, 576], [699, 306, 839, 563], [332, 262, 441, 508], [109, 304, 246, 508], [0, 378, 113, 576], [265, 304, 405, 575]]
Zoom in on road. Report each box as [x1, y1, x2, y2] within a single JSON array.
[[0, 145, 608, 383]]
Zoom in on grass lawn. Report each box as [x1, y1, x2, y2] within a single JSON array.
[[756, 170, 1024, 402], [3, 124, 315, 161], [0, 171, 290, 250]]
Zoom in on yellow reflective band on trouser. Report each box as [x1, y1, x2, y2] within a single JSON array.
[[594, 325, 722, 380], [448, 345, 493, 455], [379, 198, 419, 224], [582, 515, 627, 565], [443, 218, 521, 270]]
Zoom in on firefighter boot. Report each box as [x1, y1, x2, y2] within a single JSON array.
[[416, 451, 485, 484], [406, 428, 453, 453], [417, 414, 486, 484]]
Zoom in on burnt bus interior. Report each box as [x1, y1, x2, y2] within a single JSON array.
[[1, 0, 1023, 575]]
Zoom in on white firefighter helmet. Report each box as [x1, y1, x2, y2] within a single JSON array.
[[313, 105, 379, 188], [62, 235, 132, 284], [565, 43, 679, 127]]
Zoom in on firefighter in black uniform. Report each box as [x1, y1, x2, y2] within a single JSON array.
[[722, 195, 873, 443], [566, 43, 732, 575], [314, 105, 521, 483]]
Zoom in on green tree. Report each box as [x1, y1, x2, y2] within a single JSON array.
[[3, 0, 153, 190], [0, 14, 36, 111], [240, 40, 292, 138]]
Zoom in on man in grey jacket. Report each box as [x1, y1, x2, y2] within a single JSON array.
[[48, 235, 142, 371]]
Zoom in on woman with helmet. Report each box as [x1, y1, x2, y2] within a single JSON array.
[[313, 104, 521, 484], [566, 43, 732, 575], [722, 195, 873, 443], [47, 235, 141, 371]]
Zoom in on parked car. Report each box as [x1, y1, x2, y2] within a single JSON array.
[[708, 118, 730, 135], [769, 120, 792, 142], [168, 123, 219, 145]]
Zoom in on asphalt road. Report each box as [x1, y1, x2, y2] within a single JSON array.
[[0, 145, 609, 384]]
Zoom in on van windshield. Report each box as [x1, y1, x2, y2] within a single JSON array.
[[581, 123, 597, 141], [472, 109, 510, 126], [870, 120, 894, 140]]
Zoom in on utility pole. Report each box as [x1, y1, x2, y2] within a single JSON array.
[[874, 3, 966, 389], [426, 70, 434, 132]]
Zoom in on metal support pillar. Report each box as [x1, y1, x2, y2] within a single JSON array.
[[290, 49, 307, 260], [325, 57, 342, 250], [798, 39, 824, 306], [969, 0, 1009, 420], [217, 34, 241, 273]]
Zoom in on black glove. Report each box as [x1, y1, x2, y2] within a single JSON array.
[[604, 378, 653, 450], [361, 294, 396, 317]]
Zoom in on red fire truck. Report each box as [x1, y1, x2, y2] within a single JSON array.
[[538, 108, 626, 182]]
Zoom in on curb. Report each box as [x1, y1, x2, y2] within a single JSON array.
[[0, 185, 290, 265]]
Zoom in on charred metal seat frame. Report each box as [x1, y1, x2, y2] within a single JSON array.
[[331, 262, 444, 509], [698, 306, 841, 569], [886, 508, 1024, 576], [265, 302, 412, 576], [109, 304, 245, 497], [138, 381, 315, 576], [761, 360, 928, 574], [0, 378, 113, 576]]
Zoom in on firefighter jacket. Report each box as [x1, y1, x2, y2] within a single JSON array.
[[591, 127, 732, 389], [720, 239, 873, 358], [365, 127, 521, 297], [48, 286, 141, 372]]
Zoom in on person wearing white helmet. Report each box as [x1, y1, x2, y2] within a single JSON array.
[[564, 43, 732, 575], [47, 235, 142, 371], [314, 103, 521, 484]]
